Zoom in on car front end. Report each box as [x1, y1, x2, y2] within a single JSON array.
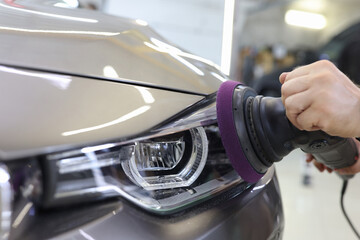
[[0, 1, 284, 239]]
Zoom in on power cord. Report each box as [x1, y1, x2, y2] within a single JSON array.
[[341, 180, 360, 239]]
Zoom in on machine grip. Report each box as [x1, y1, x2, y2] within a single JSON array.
[[301, 137, 358, 179]]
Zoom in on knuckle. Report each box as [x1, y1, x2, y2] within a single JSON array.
[[312, 72, 333, 85], [284, 97, 292, 107], [315, 59, 335, 69], [315, 89, 332, 104], [284, 97, 302, 113], [319, 103, 332, 115], [319, 119, 331, 133], [302, 124, 313, 132], [321, 89, 333, 99]]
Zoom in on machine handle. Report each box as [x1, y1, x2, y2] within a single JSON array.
[[300, 137, 358, 179]]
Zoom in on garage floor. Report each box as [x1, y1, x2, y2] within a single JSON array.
[[276, 149, 360, 240]]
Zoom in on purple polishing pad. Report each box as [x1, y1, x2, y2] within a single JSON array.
[[216, 81, 263, 183]]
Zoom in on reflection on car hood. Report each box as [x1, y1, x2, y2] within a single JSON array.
[[0, 66, 204, 160], [0, 1, 228, 95]]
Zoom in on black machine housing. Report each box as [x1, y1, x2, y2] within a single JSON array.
[[232, 85, 358, 178]]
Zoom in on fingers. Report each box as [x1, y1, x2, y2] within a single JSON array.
[[280, 60, 336, 84], [306, 154, 333, 173], [305, 153, 314, 163], [280, 72, 315, 131], [313, 161, 325, 172], [336, 164, 360, 175], [336, 140, 360, 175], [310, 159, 333, 173], [279, 72, 288, 84], [308, 139, 360, 175], [336, 159, 360, 175], [281, 75, 310, 102], [294, 107, 322, 131], [283, 91, 314, 130], [279, 64, 312, 84]]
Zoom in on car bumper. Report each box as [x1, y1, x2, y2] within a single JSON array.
[[10, 167, 284, 240], [12, 167, 283, 240]]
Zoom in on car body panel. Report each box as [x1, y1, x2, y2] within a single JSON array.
[[0, 0, 226, 95], [13, 166, 283, 240], [0, 2, 284, 240], [0, 65, 203, 160]]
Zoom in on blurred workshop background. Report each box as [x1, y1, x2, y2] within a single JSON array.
[[95, 0, 360, 239]]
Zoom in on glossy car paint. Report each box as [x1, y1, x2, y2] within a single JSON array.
[[0, 1, 225, 95], [12, 166, 283, 240], [0, 0, 227, 160], [0, 1, 284, 240], [0, 66, 203, 160]]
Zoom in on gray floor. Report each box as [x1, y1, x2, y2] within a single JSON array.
[[276, 149, 360, 240]]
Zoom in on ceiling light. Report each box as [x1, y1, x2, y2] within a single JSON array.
[[285, 10, 326, 30]]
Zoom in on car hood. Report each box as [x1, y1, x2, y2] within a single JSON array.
[[0, 66, 205, 160], [0, 1, 228, 95], [0, 1, 229, 160]]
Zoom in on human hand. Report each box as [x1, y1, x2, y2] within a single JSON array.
[[306, 153, 333, 173], [280, 60, 360, 138], [307, 138, 360, 175], [335, 138, 360, 175]]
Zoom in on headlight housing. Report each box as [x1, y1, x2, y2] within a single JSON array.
[[120, 127, 208, 190], [38, 96, 249, 213]]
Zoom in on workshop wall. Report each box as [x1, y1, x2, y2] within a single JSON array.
[[104, 0, 225, 66]]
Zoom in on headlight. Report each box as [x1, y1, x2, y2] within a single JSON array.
[[39, 96, 250, 213], [121, 127, 208, 190]]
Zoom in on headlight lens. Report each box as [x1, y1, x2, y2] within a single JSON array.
[[121, 127, 208, 190], [41, 98, 249, 213]]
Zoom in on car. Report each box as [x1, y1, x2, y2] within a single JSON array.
[[0, 1, 284, 239]]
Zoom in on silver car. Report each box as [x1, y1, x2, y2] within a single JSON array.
[[0, 1, 283, 239]]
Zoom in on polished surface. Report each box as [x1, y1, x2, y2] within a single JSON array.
[[0, 0, 227, 95], [19, 166, 283, 240], [0, 65, 203, 160], [0, 2, 283, 240]]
